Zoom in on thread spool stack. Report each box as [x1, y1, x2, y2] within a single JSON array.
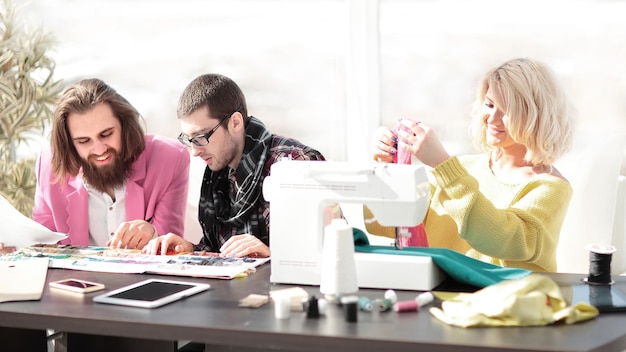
[[584, 244, 616, 285], [320, 219, 358, 302]]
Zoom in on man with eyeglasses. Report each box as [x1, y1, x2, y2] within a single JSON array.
[[142, 73, 325, 258], [31, 78, 190, 250]]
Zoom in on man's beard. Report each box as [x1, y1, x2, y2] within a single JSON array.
[[80, 149, 133, 193]]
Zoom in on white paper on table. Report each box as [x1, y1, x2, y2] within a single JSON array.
[[0, 257, 49, 302], [0, 194, 68, 249]]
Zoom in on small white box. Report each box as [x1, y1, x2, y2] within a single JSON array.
[[269, 253, 446, 291], [354, 252, 446, 291]]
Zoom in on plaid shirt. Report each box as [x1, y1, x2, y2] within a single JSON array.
[[195, 117, 325, 252]]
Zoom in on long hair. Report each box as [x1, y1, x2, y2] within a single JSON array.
[[469, 58, 576, 166], [177, 73, 248, 122], [50, 78, 145, 183]]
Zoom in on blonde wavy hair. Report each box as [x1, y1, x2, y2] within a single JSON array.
[[469, 58, 576, 166]]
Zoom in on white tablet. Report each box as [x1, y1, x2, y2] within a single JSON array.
[[93, 278, 210, 308]]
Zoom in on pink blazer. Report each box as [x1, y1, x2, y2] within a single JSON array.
[[32, 134, 190, 246]]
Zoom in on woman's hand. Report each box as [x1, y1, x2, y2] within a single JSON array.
[[372, 126, 397, 163], [396, 119, 450, 168]]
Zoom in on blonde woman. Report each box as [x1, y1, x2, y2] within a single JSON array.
[[367, 58, 575, 272]]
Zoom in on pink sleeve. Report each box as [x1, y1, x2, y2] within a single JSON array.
[[150, 145, 190, 237], [31, 151, 56, 231]]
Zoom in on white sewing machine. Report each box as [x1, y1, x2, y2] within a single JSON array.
[[262, 160, 447, 291]]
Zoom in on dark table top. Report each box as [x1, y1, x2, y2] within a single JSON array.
[[1, 264, 626, 352]]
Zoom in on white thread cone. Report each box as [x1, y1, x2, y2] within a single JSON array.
[[320, 218, 358, 302], [273, 295, 291, 319]]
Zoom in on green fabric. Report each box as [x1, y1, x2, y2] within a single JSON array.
[[353, 228, 531, 288]]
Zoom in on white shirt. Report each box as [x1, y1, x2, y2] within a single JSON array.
[[85, 182, 126, 246]]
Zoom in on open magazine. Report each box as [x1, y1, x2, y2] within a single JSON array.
[[0, 194, 67, 249], [0, 195, 269, 280]]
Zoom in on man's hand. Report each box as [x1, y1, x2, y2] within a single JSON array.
[[142, 233, 194, 255], [107, 220, 156, 250], [0, 242, 16, 255], [220, 234, 270, 258]]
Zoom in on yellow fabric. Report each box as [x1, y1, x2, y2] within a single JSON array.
[[364, 154, 573, 272], [429, 274, 599, 327]]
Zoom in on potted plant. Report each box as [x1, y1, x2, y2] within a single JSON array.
[[0, 0, 63, 216]]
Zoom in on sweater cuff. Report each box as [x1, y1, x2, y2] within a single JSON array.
[[431, 156, 467, 187]]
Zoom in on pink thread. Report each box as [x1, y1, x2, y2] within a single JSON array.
[[393, 300, 419, 313], [394, 119, 428, 248]]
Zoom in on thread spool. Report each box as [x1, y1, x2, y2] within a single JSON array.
[[273, 295, 291, 319], [393, 300, 418, 312], [384, 289, 398, 304], [393, 292, 434, 313], [358, 297, 373, 312], [375, 298, 393, 312], [320, 219, 358, 302], [584, 244, 616, 285], [317, 298, 328, 315], [341, 295, 359, 322], [307, 296, 320, 319], [415, 292, 434, 307]]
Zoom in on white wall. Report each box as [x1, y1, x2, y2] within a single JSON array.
[[20, 0, 626, 270]]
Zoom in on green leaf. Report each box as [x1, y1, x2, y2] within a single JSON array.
[[0, 0, 60, 217]]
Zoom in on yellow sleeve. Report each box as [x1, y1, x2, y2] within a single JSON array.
[[430, 156, 572, 272]]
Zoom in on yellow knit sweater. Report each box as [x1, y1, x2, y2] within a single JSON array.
[[364, 154, 573, 272]]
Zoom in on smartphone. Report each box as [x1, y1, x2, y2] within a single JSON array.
[[49, 278, 105, 294]]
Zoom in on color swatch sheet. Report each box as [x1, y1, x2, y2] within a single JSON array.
[[4, 244, 270, 279]]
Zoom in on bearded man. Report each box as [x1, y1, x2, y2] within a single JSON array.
[[32, 78, 190, 249], [143, 73, 325, 259]]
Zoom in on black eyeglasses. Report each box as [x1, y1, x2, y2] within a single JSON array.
[[178, 111, 235, 147]]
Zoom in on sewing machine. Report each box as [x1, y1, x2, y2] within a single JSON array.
[[262, 160, 447, 291]]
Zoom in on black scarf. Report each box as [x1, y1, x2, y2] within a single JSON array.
[[197, 116, 272, 251]]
